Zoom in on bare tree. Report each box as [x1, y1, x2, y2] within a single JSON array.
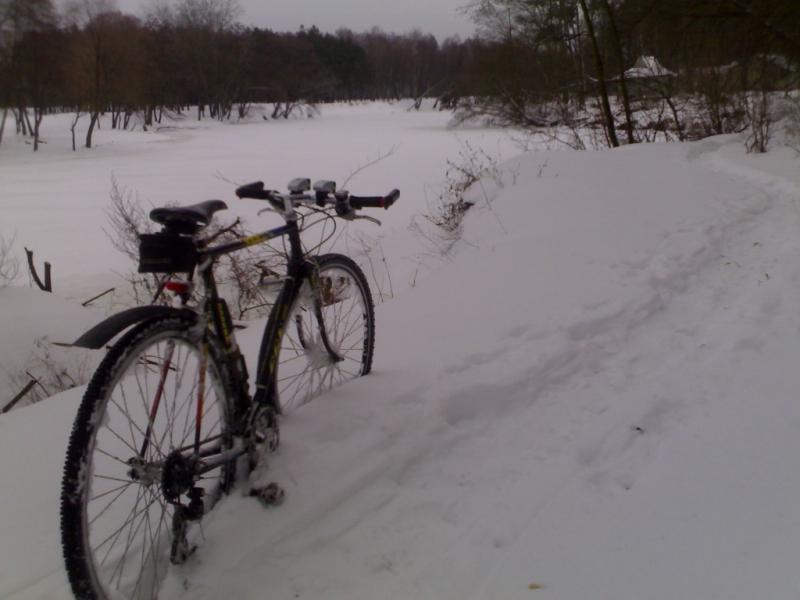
[[596, 0, 636, 143], [16, 25, 63, 151], [0, 0, 58, 148], [577, 0, 619, 147], [172, 0, 241, 31]]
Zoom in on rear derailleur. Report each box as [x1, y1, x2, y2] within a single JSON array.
[[162, 451, 205, 564]]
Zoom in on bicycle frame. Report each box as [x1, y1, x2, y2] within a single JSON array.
[[124, 217, 319, 486], [195, 212, 339, 424]]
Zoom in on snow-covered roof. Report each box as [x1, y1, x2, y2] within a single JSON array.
[[623, 56, 676, 79]]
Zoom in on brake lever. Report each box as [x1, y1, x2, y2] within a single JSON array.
[[353, 214, 382, 226]]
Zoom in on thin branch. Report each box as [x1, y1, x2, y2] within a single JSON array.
[[340, 145, 399, 189]]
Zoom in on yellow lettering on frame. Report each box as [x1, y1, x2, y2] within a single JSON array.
[[243, 234, 265, 247]]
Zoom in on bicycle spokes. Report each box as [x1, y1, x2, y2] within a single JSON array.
[[270, 257, 373, 412], [138, 340, 176, 459], [68, 331, 232, 599]]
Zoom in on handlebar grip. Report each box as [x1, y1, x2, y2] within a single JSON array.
[[349, 189, 400, 210], [236, 181, 271, 200]]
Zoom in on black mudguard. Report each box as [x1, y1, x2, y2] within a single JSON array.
[[72, 306, 196, 349]]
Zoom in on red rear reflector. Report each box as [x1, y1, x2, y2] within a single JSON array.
[[165, 280, 191, 294]]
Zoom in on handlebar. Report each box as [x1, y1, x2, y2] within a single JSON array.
[[349, 189, 400, 210], [235, 181, 400, 214], [235, 181, 271, 201]]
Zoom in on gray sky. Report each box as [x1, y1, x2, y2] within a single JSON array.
[[113, 0, 476, 41]]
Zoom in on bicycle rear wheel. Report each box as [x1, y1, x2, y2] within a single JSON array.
[[61, 316, 235, 600], [260, 253, 375, 413]]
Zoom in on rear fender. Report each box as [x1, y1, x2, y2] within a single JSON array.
[[72, 306, 197, 349]]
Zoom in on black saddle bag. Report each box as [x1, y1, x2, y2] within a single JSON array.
[[138, 233, 198, 274]]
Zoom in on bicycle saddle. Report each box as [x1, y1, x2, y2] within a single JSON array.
[[150, 200, 228, 233]]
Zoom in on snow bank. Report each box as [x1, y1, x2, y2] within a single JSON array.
[[0, 287, 103, 407]]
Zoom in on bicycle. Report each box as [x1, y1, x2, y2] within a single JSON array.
[[60, 178, 399, 600]]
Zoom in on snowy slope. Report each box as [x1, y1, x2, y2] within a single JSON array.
[[0, 288, 105, 409], [2, 106, 800, 600]]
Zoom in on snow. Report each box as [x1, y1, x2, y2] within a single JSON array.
[[0, 102, 515, 300], [2, 101, 800, 599], [0, 288, 104, 409], [624, 55, 676, 79]]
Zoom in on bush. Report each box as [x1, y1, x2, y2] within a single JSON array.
[[744, 91, 773, 153], [414, 141, 507, 256]]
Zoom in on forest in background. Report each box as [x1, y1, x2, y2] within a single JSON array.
[[0, 0, 481, 150], [1, 0, 799, 152], [461, 0, 800, 150]]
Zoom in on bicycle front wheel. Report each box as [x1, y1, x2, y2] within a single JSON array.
[[61, 316, 236, 600], [261, 253, 375, 413]]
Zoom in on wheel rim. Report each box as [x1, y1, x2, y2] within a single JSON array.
[[275, 264, 371, 412], [82, 332, 230, 600]]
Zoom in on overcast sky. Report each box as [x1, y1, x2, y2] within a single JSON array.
[[110, 0, 476, 41]]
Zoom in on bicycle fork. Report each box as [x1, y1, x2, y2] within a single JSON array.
[[299, 268, 345, 363]]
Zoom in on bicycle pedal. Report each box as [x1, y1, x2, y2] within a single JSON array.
[[249, 482, 285, 507]]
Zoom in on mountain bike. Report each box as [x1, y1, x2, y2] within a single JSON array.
[[60, 178, 399, 600]]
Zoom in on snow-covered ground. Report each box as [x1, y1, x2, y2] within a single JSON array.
[[2, 102, 800, 599], [0, 102, 515, 401], [0, 102, 516, 300]]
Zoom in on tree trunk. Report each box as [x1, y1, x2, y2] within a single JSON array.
[[32, 109, 43, 152], [70, 112, 82, 151], [662, 92, 685, 142], [578, 0, 619, 148], [24, 247, 52, 292], [575, 3, 587, 108], [16, 107, 31, 136], [0, 108, 7, 146], [22, 108, 34, 138], [598, 0, 635, 144], [12, 109, 21, 135], [85, 112, 99, 148]]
